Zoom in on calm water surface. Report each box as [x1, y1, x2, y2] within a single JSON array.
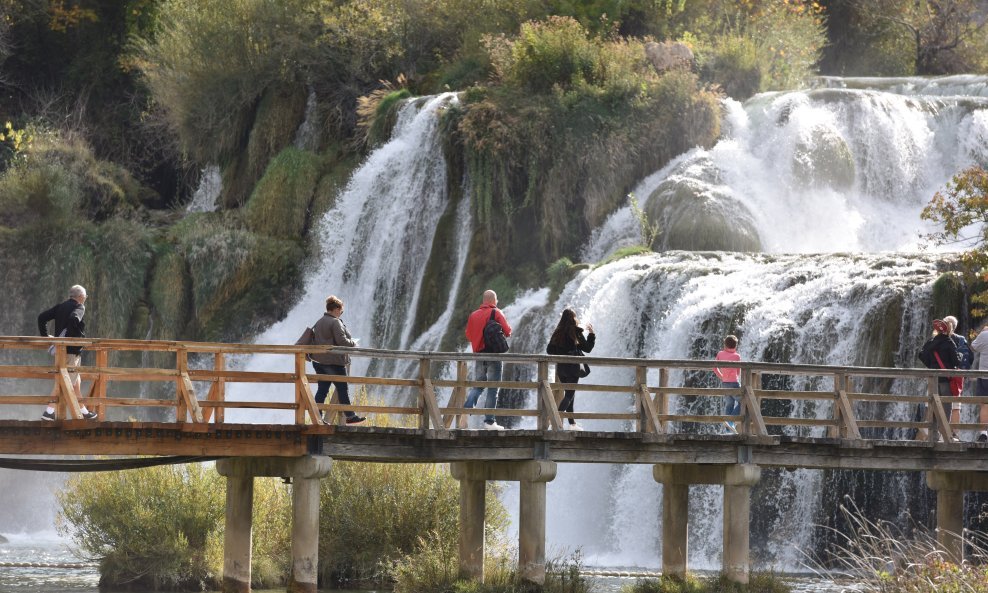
[[0, 535, 862, 593]]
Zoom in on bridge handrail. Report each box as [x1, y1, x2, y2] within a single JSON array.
[[0, 336, 981, 442]]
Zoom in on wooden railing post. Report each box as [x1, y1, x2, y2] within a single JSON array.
[[538, 360, 563, 431], [175, 348, 203, 423], [93, 349, 108, 420], [419, 358, 445, 434], [928, 375, 953, 442], [834, 373, 861, 440], [54, 345, 83, 420], [741, 370, 768, 437], [296, 352, 321, 425], [445, 360, 468, 429], [202, 352, 225, 424], [658, 368, 669, 433], [637, 365, 661, 435]]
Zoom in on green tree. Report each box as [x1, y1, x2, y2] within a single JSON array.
[[921, 166, 988, 316]]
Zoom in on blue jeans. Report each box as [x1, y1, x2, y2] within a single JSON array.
[[465, 360, 501, 424], [312, 362, 354, 418], [722, 381, 741, 416]]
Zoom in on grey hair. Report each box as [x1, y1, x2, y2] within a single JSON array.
[[69, 285, 87, 299], [944, 315, 958, 331]]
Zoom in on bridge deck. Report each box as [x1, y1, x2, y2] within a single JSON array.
[[2, 421, 985, 472]]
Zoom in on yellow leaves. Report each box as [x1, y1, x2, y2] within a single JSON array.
[[0, 121, 31, 156], [48, 0, 99, 33]]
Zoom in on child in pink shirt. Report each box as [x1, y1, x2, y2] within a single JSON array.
[[714, 335, 741, 433]]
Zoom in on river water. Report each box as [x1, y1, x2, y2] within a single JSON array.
[[0, 534, 861, 593]]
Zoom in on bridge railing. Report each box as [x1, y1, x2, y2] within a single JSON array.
[[0, 336, 986, 442]]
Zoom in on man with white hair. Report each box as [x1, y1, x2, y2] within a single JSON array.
[[968, 320, 988, 442], [463, 289, 512, 430], [38, 285, 97, 421]]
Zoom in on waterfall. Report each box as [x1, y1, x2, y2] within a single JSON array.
[[186, 165, 222, 213], [505, 251, 941, 568], [585, 77, 988, 260], [227, 93, 460, 419]]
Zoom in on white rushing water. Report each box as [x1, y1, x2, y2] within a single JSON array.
[[226, 93, 461, 419], [226, 79, 986, 568]]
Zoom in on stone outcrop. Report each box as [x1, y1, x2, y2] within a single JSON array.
[[645, 41, 695, 74]]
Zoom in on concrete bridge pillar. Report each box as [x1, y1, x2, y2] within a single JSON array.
[[925, 471, 988, 563], [216, 456, 333, 593], [654, 463, 761, 584], [451, 460, 557, 585]]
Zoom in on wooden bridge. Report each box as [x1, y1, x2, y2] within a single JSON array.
[[1, 336, 988, 593]]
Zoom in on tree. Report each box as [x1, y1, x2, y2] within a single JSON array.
[[852, 0, 988, 74], [922, 166, 988, 315]]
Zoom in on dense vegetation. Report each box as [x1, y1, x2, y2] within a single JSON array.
[[57, 461, 508, 590], [1, 0, 984, 351]]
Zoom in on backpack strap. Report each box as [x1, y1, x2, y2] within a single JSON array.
[[933, 351, 947, 369]]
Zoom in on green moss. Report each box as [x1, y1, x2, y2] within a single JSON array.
[[597, 246, 652, 267], [173, 216, 304, 341], [368, 89, 412, 147], [149, 246, 192, 340], [220, 85, 308, 208], [931, 272, 967, 322], [245, 147, 322, 239]]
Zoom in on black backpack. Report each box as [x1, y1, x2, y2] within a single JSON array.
[[482, 309, 509, 354]]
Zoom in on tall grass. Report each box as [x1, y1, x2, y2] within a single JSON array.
[[623, 573, 791, 593], [808, 503, 988, 593]]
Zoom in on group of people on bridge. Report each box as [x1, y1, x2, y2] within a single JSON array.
[[31, 285, 988, 439]]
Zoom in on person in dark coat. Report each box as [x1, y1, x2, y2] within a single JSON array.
[[546, 308, 595, 431], [38, 285, 97, 421], [917, 319, 960, 437]]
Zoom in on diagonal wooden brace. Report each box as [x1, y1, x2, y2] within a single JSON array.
[[540, 380, 563, 431]]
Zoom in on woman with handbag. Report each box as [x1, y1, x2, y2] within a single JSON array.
[[546, 308, 595, 431]]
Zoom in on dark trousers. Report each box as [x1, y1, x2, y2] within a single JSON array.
[[557, 372, 579, 424], [312, 362, 354, 418]]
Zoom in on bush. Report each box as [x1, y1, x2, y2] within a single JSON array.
[[57, 464, 225, 590], [245, 147, 323, 239], [132, 0, 315, 164], [319, 461, 509, 586]]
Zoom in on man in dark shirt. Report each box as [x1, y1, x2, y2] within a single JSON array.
[[38, 285, 97, 421]]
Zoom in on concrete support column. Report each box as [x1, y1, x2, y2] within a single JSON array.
[[289, 477, 321, 593], [217, 456, 333, 593], [723, 465, 760, 585], [519, 479, 547, 584], [458, 477, 486, 581], [223, 475, 254, 593], [661, 482, 689, 578], [935, 488, 964, 563], [655, 463, 761, 584], [452, 461, 556, 585], [923, 471, 988, 564]]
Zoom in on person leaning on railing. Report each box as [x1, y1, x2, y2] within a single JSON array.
[[917, 319, 960, 440]]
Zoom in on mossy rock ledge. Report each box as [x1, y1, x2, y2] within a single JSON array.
[[645, 158, 761, 252]]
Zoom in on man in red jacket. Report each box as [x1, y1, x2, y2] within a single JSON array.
[[464, 289, 512, 429]]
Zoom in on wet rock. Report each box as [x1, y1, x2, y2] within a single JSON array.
[[792, 124, 855, 191]]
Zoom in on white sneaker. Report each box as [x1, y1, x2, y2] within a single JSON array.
[[484, 421, 505, 430], [567, 423, 584, 431]]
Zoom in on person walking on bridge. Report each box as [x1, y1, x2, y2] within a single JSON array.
[[714, 334, 742, 434], [310, 295, 365, 425], [464, 289, 511, 430], [39, 285, 97, 421], [546, 308, 595, 431]]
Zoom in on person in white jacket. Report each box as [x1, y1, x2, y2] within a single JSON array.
[[968, 324, 988, 441]]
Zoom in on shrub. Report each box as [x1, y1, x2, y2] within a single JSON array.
[[57, 464, 225, 590], [622, 573, 791, 593], [132, 0, 316, 164], [319, 461, 509, 586]]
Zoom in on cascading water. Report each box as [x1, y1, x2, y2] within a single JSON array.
[[226, 93, 461, 419], [509, 78, 988, 568]]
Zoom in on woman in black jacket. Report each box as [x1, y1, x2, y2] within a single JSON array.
[[917, 318, 960, 436], [546, 309, 595, 430]]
